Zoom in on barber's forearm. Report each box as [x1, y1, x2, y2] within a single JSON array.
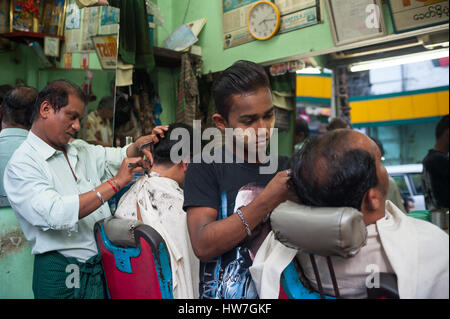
[[126, 143, 140, 158], [78, 180, 118, 219]]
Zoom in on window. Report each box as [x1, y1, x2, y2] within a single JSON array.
[[409, 173, 424, 196], [392, 175, 410, 197]]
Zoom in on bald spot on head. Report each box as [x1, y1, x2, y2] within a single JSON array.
[[294, 129, 382, 210]]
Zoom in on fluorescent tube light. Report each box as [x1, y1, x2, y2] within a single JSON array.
[[424, 41, 449, 50], [349, 49, 449, 72]]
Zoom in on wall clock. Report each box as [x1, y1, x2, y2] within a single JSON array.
[[247, 1, 281, 41]]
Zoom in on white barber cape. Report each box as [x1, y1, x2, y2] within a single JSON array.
[[250, 201, 449, 299], [114, 175, 200, 299]]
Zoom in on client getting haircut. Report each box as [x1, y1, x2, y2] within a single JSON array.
[[153, 123, 195, 166], [291, 129, 378, 210]]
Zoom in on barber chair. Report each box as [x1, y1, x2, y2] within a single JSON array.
[[94, 217, 173, 299], [271, 201, 400, 299]]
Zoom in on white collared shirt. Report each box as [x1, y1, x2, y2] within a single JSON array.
[[3, 131, 129, 262]]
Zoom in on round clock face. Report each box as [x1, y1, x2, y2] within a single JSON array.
[[248, 1, 280, 41]]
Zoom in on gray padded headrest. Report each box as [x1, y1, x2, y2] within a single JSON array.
[[103, 217, 144, 248], [271, 201, 367, 258]]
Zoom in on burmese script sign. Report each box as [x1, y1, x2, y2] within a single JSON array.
[[388, 0, 449, 33]]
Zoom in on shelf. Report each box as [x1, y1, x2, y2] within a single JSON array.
[[153, 46, 201, 68], [0, 32, 64, 44]]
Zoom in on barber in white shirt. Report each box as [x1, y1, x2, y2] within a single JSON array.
[[3, 79, 167, 299]]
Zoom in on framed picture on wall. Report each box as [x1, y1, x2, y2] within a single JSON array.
[[325, 0, 386, 46], [41, 0, 67, 36], [91, 34, 118, 70], [10, 0, 36, 32]]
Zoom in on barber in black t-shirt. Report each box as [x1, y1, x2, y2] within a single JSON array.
[[422, 115, 449, 210], [183, 61, 294, 299]]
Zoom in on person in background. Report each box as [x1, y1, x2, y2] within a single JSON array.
[[294, 117, 310, 153], [115, 123, 200, 299], [0, 84, 14, 131], [3, 79, 165, 299], [422, 115, 449, 212], [327, 117, 352, 131], [371, 137, 407, 214], [86, 96, 114, 147], [0, 86, 38, 197], [402, 195, 416, 214]]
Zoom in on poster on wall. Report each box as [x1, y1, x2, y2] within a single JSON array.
[[222, 0, 258, 49], [222, 0, 321, 49], [98, 6, 120, 35], [0, 0, 9, 33], [387, 0, 449, 33], [41, 0, 67, 36], [80, 7, 99, 51], [275, 0, 321, 35], [11, 0, 38, 32], [325, 0, 386, 46], [65, 0, 82, 52]]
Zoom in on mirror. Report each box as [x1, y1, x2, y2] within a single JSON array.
[[37, 1, 120, 148], [291, 47, 448, 166]]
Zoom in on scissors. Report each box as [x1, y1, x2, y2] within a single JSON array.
[[127, 142, 154, 169]]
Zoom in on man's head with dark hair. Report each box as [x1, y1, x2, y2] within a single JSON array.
[[153, 123, 194, 166], [32, 80, 87, 151], [436, 115, 449, 139], [32, 79, 87, 123], [370, 136, 386, 162], [0, 84, 13, 105], [1, 86, 38, 129], [97, 96, 115, 121], [291, 129, 389, 224], [212, 60, 271, 121], [211, 61, 275, 158], [435, 115, 449, 153], [152, 123, 195, 187], [0, 84, 14, 130], [295, 117, 310, 145]]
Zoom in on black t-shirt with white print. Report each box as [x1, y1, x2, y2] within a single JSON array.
[[183, 146, 288, 299]]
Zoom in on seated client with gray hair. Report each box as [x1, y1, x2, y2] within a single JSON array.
[[250, 129, 449, 299]]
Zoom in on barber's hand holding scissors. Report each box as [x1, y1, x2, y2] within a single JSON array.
[[126, 125, 169, 166], [114, 157, 151, 189]]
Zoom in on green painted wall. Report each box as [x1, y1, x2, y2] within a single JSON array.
[[0, 206, 34, 299], [155, 0, 333, 73], [38, 69, 115, 113], [0, 44, 41, 87], [153, 66, 178, 125], [155, 1, 396, 74]]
